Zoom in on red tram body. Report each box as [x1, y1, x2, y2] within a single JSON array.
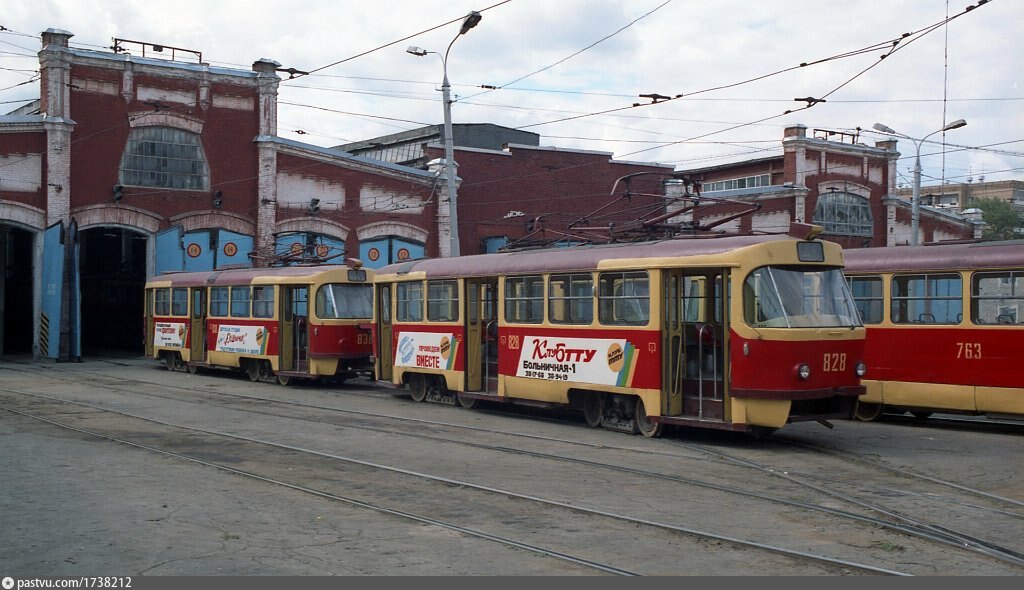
[[373, 231, 867, 437], [843, 241, 1024, 421], [144, 263, 373, 385]]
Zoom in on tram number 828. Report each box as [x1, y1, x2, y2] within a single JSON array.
[[823, 353, 847, 372]]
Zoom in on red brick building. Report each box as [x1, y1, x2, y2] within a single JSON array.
[[675, 126, 982, 248], [427, 142, 675, 252], [0, 30, 444, 358], [0, 30, 674, 359], [0, 30, 981, 361]]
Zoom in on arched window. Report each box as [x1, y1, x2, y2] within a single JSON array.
[[813, 192, 872, 237], [119, 127, 209, 190]]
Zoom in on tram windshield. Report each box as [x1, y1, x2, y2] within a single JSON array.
[[743, 266, 861, 328], [315, 283, 373, 319]]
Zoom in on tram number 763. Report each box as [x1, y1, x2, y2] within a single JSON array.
[[956, 342, 982, 359], [823, 353, 847, 372]]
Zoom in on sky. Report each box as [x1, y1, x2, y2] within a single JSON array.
[[2, 0, 1021, 192]]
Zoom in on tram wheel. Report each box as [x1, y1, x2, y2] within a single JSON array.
[[910, 411, 933, 419], [186, 363, 200, 375], [276, 373, 292, 386], [457, 392, 478, 410], [854, 401, 883, 422], [635, 398, 664, 439], [246, 360, 261, 382], [408, 373, 428, 402], [164, 353, 178, 371], [583, 393, 603, 428]]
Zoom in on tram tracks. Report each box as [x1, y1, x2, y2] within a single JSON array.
[[658, 438, 1024, 568], [3, 360, 1023, 573], [1, 391, 900, 576]]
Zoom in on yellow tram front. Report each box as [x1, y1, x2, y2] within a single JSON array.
[[373, 231, 866, 437], [145, 262, 373, 384]]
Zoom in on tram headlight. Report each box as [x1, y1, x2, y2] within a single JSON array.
[[794, 363, 811, 381], [855, 361, 867, 377]]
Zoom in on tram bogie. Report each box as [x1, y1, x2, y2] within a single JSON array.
[[373, 228, 867, 437], [144, 261, 373, 385], [844, 241, 1024, 422]]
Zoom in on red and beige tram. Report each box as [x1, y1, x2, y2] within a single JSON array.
[[144, 261, 373, 385], [843, 241, 1024, 421], [372, 226, 867, 437]]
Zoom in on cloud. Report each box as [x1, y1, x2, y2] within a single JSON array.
[[2, 0, 1020, 182]]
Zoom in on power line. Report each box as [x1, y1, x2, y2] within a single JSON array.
[[284, 0, 512, 80], [508, 0, 995, 141], [459, 0, 674, 102]]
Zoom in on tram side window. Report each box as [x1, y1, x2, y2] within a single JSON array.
[[209, 287, 229, 317], [171, 288, 189, 316], [380, 286, 392, 325], [549, 273, 594, 325], [599, 272, 650, 326], [891, 273, 962, 324], [683, 277, 707, 322], [396, 281, 424, 322], [230, 286, 251, 318], [154, 288, 171, 316], [847, 276, 884, 324], [252, 286, 275, 318], [427, 280, 460, 322], [972, 271, 1023, 325], [505, 275, 544, 324]]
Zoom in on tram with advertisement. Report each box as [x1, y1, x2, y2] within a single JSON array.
[[843, 241, 1024, 422], [144, 260, 373, 385], [372, 224, 867, 437]]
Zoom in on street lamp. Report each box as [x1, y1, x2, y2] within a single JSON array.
[[872, 119, 967, 245], [407, 10, 482, 258]]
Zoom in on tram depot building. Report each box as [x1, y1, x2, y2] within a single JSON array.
[[0, 29, 981, 360]]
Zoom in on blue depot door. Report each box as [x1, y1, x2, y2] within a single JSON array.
[[40, 223, 64, 359], [155, 226, 184, 275], [179, 229, 253, 272], [360, 237, 424, 269]]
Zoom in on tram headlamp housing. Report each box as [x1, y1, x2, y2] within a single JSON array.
[[855, 361, 867, 377], [794, 363, 811, 381]]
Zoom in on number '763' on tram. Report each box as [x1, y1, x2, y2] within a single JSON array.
[[843, 241, 1024, 422]]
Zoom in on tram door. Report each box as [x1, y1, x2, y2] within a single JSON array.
[[377, 283, 394, 381], [662, 269, 729, 421], [280, 286, 309, 373], [465, 278, 498, 392], [190, 288, 207, 363]]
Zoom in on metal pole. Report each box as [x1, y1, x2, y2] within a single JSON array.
[[911, 141, 922, 246], [408, 11, 481, 258], [441, 68, 460, 257], [873, 120, 965, 247]]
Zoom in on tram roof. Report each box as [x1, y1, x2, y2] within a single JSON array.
[[379, 234, 814, 278], [843, 240, 1024, 274], [145, 264, 358, 287]]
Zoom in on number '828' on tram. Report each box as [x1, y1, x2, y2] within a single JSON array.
[[372, 225, 867, 437]]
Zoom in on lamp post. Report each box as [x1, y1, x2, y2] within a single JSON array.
[[407, 10, 482, 258], [872, 119, 967, 246]]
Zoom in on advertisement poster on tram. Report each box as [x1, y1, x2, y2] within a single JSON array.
[[395, 331, 458, 371], [516, 335, 638, 387], [153, 322, 187, 349], [214, 325, 269, 355]]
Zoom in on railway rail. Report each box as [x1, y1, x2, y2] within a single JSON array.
[[2, 358, 1023, 574], [1, 389, 900, 576]]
